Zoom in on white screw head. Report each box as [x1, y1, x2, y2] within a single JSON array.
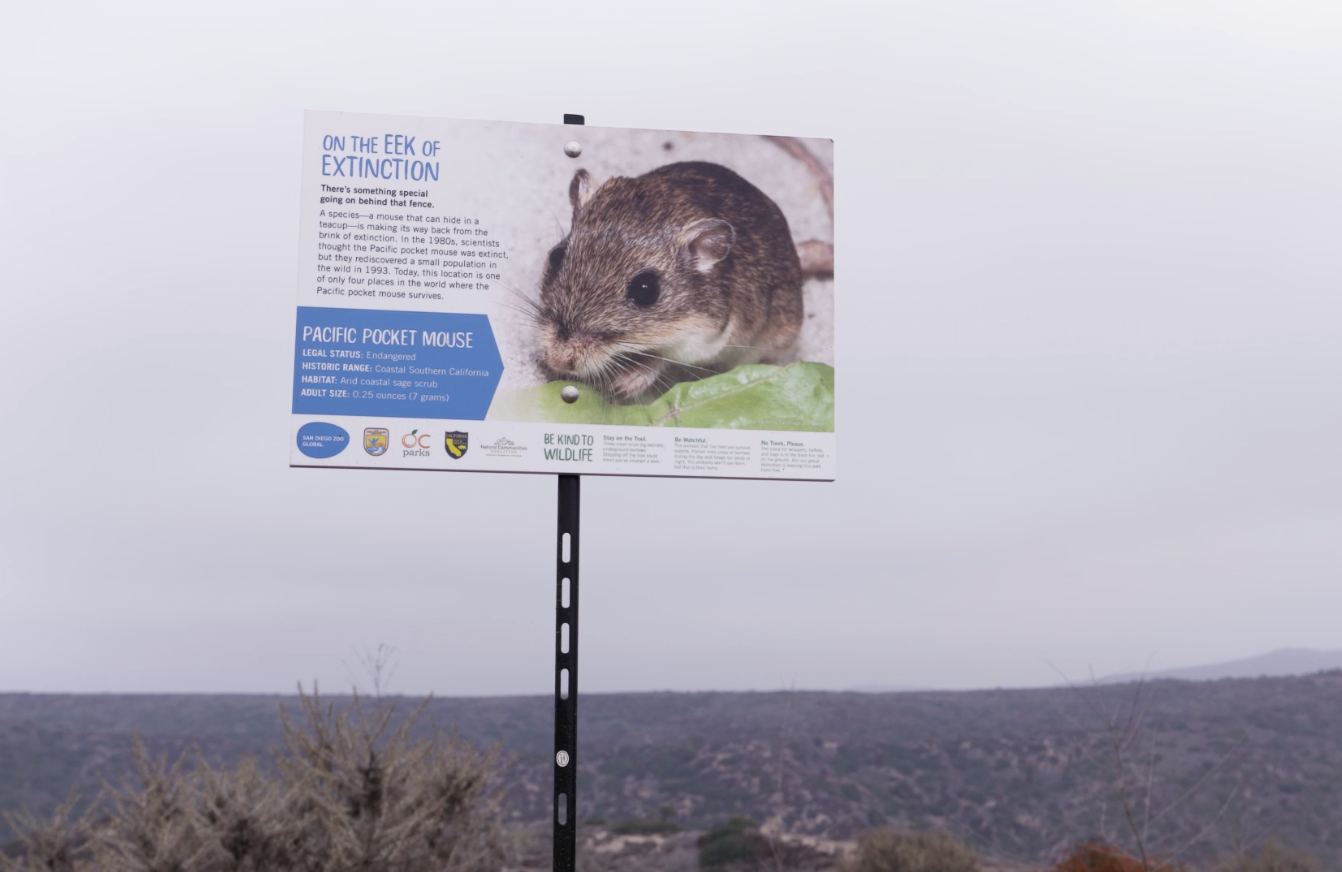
[[561, 385, 580, 404], [556, 750, 570, 767], [564, 140, 582, 158]]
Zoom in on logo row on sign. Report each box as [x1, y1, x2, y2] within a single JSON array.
[[296, 422, 470, 460], [364, 426, 470, 459]]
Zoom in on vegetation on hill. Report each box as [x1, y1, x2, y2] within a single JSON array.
[[845, 829, 979, 872], [0, 687, 505, 872], [3, 671, 1342, 868]]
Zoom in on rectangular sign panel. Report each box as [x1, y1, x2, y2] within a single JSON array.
[[291, 111, 835, 480]]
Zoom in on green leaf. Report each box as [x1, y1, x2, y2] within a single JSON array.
[[488, 362, 834, 432]]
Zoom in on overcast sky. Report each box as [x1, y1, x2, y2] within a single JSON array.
[[1, 1, 1338, 696]]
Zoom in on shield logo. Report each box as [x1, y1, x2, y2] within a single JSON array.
[[444, 431, 469, 459], [364, 428, 389, 456]]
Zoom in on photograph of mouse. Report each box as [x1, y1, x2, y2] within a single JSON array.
[[535, 161, 805, 403]]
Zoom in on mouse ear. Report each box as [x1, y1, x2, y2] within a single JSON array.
[[683, 218, 736, 273], [569, 169, 595, 216]]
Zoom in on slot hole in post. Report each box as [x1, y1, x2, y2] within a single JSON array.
[[562, 532, 571, 563], [561, 578, 570, 608], [560, 668, 569, 700], [561, 623, 570, 654], [557, 792, 568, 826]]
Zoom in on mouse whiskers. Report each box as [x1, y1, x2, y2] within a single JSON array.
[[495, 280, 545, 323], [614, 346, 720, 378], [607, 354, 677, 403]]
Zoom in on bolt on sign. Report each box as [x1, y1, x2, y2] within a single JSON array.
[[291, 110, 835, 481]]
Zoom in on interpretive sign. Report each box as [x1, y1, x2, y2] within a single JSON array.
[[290, 111, 835, 480]]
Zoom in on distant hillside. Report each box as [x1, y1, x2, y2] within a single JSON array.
[[1105, 648, 1342, 683], [3, 673, 1342, 864]]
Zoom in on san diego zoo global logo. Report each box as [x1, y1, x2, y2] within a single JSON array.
[[444, 431, 469, 459], [401, 429, 432, 458], [363, 428, 389, 456]]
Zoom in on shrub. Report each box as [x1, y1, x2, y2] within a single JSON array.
[[1, 685, 508, 872], [1052, 842, 1182, 872], [612, 819, 680, 835], [612, 804, 679, 836], [1217, 841, 1322, 872], [271, 687, 506, 872], [0, 793, 94, 872], [846, 828, 978, 872], [698, 816, 760, 868]]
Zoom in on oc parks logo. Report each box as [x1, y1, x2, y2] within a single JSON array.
[[444, 431, 469, 459], [402, 429, 432, 458], [363, 428, 389, 456]]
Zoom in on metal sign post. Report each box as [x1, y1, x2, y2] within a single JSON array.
[[553, 113, 584, 872], [287, 107, 835, 872], [554, 472, 580, 871]]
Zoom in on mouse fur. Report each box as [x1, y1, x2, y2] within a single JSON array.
[[536, 161, 804, 401]]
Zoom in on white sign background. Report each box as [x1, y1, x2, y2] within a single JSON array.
[[292, 111, 836, 481]]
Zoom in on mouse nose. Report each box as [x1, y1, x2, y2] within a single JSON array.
[[546, 342, 577, 374]]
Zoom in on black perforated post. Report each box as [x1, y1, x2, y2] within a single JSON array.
[[554, 475, 580, 871], [553, 113, 584, 872]]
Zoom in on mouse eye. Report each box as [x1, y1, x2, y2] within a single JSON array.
[[547, 244, 567, 277], [626, 270, 660, 307]]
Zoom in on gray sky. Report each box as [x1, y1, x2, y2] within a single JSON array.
[[1, 1, 1338, 696]]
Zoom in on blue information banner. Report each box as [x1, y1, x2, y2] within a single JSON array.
[[292, 307, 504, 420]]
